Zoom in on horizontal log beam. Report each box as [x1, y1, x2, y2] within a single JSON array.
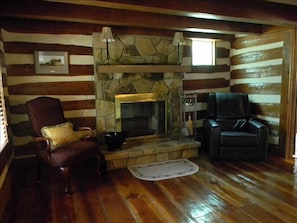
[[8, 81, 95, 95], [0, 1, 264, 35], [4, 42, 92, 55], [251, 103, 280, 117], [9, 99, 95, 114], [230, 48, 282, 65], [48, 0, 297, 26], [183, 78, 229, 90], [190, 65, 230, 73], [6, 65, 94, 76], [231, 65, 282, 79], [0, 18, 234, 40], [230, 83, 281, 94]]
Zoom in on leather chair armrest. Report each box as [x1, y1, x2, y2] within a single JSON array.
[[76, 127, 94, 138], [248, 119, 266, 133], [204, 119, 220, 128], [33, 136, 51, 151], [203, 119, 221, 161], [248, 119, 268, 160]]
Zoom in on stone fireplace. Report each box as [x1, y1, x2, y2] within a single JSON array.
[[93, 33, 199, 170], [95, 65, 200, 170], [95, 65, 190, 142]]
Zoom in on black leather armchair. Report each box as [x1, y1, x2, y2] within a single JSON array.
[[203, 92, 268, 161]]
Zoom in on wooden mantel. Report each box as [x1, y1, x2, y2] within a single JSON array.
[[97, 65, 192, 73]]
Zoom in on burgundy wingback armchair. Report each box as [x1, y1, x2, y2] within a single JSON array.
[[26, 96, 101, 193], [203, 92, 268, 161]]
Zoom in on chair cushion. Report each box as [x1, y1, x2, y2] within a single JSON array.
[[216, 119, 247, 131], [41, 122, 79, 150], [49, 140, 99, 167], [220, 131, 257, 146]]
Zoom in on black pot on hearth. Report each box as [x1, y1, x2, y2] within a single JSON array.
[[104, 131, 128, 151]]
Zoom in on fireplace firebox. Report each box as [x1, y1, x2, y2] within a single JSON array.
[[115, 93, 167, 138]]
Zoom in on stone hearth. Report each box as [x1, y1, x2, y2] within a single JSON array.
[[102, 137, 200, 170]]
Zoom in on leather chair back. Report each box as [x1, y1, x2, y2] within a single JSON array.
[[26, 96, 65, 137], [207, 92, 250, 119], [207, 93, 251, 131]]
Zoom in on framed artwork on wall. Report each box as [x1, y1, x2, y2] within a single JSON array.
[[34, 51, 69, 74]]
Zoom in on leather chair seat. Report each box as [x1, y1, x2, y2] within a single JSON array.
[[220, 131, 257, 146], [47, 141, 99, 167]]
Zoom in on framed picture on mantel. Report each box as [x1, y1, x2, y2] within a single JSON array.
[[34, 51, 69, 74]]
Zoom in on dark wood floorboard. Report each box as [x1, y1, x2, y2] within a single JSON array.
[[2, 152, 297, 223]]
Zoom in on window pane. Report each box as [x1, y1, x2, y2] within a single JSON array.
[[192, 39, 215, 65], [0, 72, 8, 152]]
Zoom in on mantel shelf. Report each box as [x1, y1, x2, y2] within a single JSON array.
[[97, 65, 191, 73]]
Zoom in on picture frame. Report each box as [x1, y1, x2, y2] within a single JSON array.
[[34, 51, 69, 74]]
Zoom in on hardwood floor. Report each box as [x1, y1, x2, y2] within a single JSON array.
[[2, 152, 297, 223]]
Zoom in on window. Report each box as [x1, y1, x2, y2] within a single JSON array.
[[0, 71, 8, 152], [192, 39, 215, 66]]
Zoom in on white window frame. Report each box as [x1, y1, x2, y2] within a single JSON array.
[[0, 70, 8, 152], [192, 38, 215, 66]]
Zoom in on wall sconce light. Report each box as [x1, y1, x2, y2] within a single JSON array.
[[100, 27, 115, 64], [172, 32, 186, 65]]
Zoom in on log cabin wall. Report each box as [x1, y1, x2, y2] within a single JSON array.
[[1, 29, 96, 158], [1, 25, 294, 158], [3, 23, 232, 157], [183, 41, 231, 135], [230, 28, 295, 154]]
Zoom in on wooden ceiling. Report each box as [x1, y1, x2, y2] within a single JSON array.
[[1, 0, 297, 40]]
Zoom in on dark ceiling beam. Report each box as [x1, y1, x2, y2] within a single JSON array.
[[47, 0, 297, 26], [264, 0, 297, 7], [0, 17, 235, 41], [0, 1, 264, 35]]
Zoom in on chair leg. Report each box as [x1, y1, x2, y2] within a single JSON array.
[[35, 157, 42, 183], [96, 153, 107, 180], [95, 155, 101, 179], [59, 166, 71, 194]]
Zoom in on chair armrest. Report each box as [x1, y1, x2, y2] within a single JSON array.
[[204, 119, 220, 128], [203, 119, 221, 161], [33, 136, 51, 151], [76, 127, 94, 139], [248, 119, 268, 160], [248, 119, 267, 133]]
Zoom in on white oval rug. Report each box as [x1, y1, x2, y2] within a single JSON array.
[[128, 159, 199, 181]]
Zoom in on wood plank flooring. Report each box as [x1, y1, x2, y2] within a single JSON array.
[[2, 152, 297, 223]]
